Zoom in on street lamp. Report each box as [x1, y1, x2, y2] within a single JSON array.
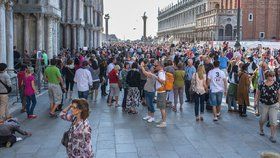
[[104, 14, 110, 42], [235, 0, 241, 49]]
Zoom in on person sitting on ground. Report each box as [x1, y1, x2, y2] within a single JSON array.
[[0, 118, 31, 148]]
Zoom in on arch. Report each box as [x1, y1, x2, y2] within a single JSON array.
[[225, 24, 233, 36]]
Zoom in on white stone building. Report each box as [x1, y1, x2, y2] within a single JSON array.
[[157, 0, 238, 43], [0, 0, 103, 69]]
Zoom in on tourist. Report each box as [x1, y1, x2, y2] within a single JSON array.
[[17, 65, 27, 113], [207, 61, 227, 121], [44, 59, 64, 117], [74, 61, 93, 100], [164, 59, 175, 107], [0, 118, 31, 148], [126, 62, 141, 114], [237, 64, 251, 117], [0, 63, 12, 120], [184, 59, 196, 102], [173, 62, 185, 112], [218, 52, 229, 76], [89, 58, 100, 102], [140, 62, 157, 122], [108, 65, 120, 107], [23, 67, 37, 119], [62, 59, 75, 100], [60, 99, 93, 157], [120, 62, 130, 111], [227, 63, 239, 112], [154, 61, 167, 128], [255, 70, 280, 143], [192, 65, 207, 121]]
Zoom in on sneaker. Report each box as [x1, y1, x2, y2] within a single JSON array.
[[5, 141, 12, 148], [16, 137, 23, 142], [30, 115, 37, 119], [143, 116, 151, 120], [147, 117, 155, 123], [156, 122, 166, 128], [213, 117, 218, 121], [217, 113, 221, 118], [269, 136, 277, 143]]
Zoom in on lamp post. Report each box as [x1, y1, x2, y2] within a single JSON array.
[[235, 0, 241, 49], [104, 14, 110, 42]]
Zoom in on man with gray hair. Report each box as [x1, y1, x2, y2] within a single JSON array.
[[184, 59, 196, 102]]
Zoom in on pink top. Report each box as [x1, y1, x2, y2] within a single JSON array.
[[24, 75, 35, 96]]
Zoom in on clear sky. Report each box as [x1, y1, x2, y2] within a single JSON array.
[[103, 0, 177, 40]]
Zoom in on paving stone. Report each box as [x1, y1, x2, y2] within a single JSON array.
[[97, 140, 115, 149], [116, 143, 137, 153], [117, 152, 138, 158], [96, 149, 116, 158], [157, 150, 180, 158]]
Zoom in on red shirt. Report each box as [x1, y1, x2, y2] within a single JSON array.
[[17, 71, 25, 87], [108, 69, 119, 84]]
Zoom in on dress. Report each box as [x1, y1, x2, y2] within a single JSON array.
[[126, 70, 141, 108], [60, 112, 93, 158]]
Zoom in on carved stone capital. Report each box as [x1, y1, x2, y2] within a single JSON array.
[[5, 0, 13, 11], [34, 13, 44, 20], [0, 0, 6, 6]]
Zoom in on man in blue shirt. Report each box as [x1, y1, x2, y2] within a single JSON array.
[[184, 59, 196, 102], [218, 52, 229, 75]]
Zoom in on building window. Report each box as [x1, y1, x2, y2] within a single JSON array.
[[259, 32, 265, 39], [248, 13, 253, 22]]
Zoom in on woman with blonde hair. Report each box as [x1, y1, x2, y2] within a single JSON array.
[[192, 65, 207, 121]]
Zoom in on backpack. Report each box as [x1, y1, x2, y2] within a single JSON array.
[[157, 72, 174, 91]]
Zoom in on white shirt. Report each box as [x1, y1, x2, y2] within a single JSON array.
[[156, 70, 166, 92], [106, 63, 115, 76], [208, 68, 226, 93], [74, 68, 93, 92]]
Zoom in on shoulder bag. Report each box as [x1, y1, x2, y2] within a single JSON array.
[[0, 79, 12, 94]]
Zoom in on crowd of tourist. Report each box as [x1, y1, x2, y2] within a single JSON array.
[[0, 41, 280, 157]]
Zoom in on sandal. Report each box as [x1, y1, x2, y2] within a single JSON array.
[[259, 130, 265, 136]]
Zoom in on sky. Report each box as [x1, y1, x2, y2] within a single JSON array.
[[104, 0, 178, 40]]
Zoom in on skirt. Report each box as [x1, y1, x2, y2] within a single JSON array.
[[126, 87, 140, 108]]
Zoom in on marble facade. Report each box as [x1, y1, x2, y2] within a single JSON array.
[[0, 0, 104, 68]]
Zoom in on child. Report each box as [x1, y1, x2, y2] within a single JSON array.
[[23, 67, 37, 119]]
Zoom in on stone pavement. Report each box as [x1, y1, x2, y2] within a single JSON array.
[[0, 91, 279, 158]]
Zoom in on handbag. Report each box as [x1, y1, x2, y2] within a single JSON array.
[[0, 79, 12, 94], [190, 73, 198, 94], [61, 118, 76, 148]]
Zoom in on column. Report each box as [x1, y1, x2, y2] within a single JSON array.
[[61, 0, 66, 22], [67, 0, 72, 22], [87, 6, 90, 24], [71, 25, 77, 50], [89, 29, 93, 49], [93, 31, 96, 48], [38, 0, 44, 5], [35, 13, 43, 51], [46, 17, 53, 59], [72, 0, 76, 22], [23, 14, 30, 53], [53, 20, 58, 56], [0, 1, 6, 63], [85, 29, 89, 47], [63, 24, 67, 48], [5, 1, 14, 69], [76, 25, 81, 49]]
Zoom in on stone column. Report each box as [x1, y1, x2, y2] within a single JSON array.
[[67, 0, 72, 22], [5, 1, 14, 69], [71, 25, 77, 50], [76, 25, 81, 49], [0, 1, 6, 63], [63, 24, 67, 48], [46, 16, 53, 59], [61, 0, 66, 22], [35, 13, 43, 51], [89, 29, 93, 49], [85, 28, 89, 47], [23, 14, 30, 54], [72, 0, 76, 22], [53, 19, 58, 57], [93, 31, 96, 48], [87, 6, 90, 24], [38, 0, 44, 5]]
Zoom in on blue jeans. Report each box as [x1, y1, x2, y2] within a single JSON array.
[[145, 91, 155, 113], [194, 93, 205, 117], [78, 91, 89, 99], [26, 94, 37, 115], [209, 92, 223, 106]]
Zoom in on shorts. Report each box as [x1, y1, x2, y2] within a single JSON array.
[[48, 83, 62, 105], [109, 83, 120, 97], [92, 81, 100, 90], [260, 102, 279, 126], [209, 92, 223, 106], [157, 92, 167, 110]]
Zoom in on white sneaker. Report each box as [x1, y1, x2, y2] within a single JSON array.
[[143, 116, 151, 120], [156, 122, 166, 128], [147, 117, 155, 123], [16, 137, 23, 142]]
